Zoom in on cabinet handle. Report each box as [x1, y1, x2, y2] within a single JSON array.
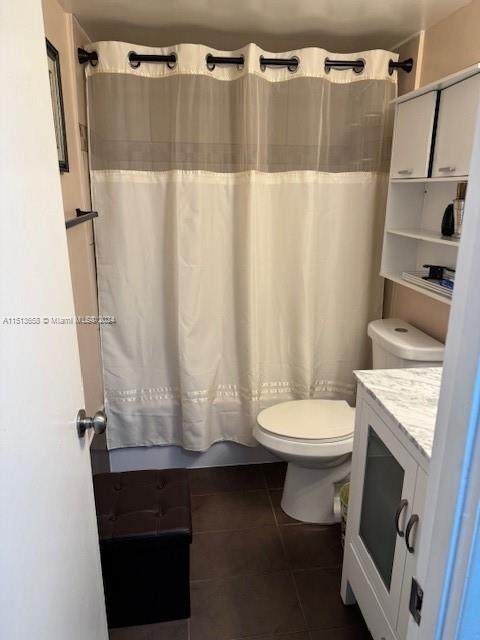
[[438, 166, 456, 173], [395, 499, 408, 537], [405, 514, 419, 553], [397, 169, 413, 175]]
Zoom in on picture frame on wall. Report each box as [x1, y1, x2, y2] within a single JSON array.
[[46, 38, 69, 173]]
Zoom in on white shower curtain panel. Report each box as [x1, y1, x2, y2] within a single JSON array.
[[86, 42, 396, 450]]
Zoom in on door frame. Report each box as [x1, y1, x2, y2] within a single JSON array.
[[407, 102, 480, 638]]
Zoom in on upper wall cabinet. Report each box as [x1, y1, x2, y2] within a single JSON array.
[[390, 92, 437, 179], [382, 65, 480, 306], [431, 73, 480, 177]]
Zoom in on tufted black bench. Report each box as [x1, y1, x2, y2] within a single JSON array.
[[93, 469, 192, 628]]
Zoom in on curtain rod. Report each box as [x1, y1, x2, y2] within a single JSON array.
[[77, 48, 413, 74]]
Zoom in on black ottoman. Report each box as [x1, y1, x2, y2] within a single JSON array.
[[93, 469, 192, 628]]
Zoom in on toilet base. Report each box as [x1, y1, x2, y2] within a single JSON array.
[[280, 458, 351, 524]]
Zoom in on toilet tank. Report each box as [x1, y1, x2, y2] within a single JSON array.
[[368, 318, 444, 369]]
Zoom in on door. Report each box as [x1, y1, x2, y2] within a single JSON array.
[[0, 2, 108, 639], [432, 74, 480, 178], [390, 92, 437, 179], [347, 401, 418, 631], [397, 466, 427, 639]]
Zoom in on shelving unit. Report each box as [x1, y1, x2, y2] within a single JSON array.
[[380, 66, 480, 305]]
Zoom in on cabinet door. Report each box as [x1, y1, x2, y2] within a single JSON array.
[[396, 466, 427, 639], [348, 401, 418, 632], [390, 92, 437, 178], [432, 73, 480, 177]]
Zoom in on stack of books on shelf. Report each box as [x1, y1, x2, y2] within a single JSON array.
[[402, 270, 454, 299]]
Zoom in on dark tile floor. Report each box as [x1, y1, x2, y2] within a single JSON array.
[[109, 463, 371, 640]]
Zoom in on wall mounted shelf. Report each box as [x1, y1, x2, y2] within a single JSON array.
[[390, 176, 469, 183], [382, 273, 452, 305], [386, 229, 460, 247]]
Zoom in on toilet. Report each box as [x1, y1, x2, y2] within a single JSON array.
[[253, 318, 444, 524]]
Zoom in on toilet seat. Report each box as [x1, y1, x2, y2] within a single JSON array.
[[257, 399, 355, 443]]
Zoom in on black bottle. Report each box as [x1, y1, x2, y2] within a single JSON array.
[[441, 203, 455, 237]]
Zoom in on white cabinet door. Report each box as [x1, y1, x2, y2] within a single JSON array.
[[347, 400, 418, 633], [396, 466, 428, 639], [390, 92, 437, 179], [432, 73, 480, 177]]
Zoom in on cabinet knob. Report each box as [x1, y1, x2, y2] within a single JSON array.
[[405, 514, 419, 553], [395, 499, 408, 537], [438, 165, 456, 173]]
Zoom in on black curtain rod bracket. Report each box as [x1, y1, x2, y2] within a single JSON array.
[[260, 55, 299, 72], [389, 57, 414, 75], [129, 51, 177, 69], [77, 47, 98, 66], [206, 54, 244, 70]]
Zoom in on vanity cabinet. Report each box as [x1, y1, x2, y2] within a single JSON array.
[[390, 91, 437, 179], [341, 387, 428, 640], [431, 73, 480, 177]]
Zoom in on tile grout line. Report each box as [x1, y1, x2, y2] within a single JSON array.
[[190, 487, 269, 498], [265, 473, 311, 637]]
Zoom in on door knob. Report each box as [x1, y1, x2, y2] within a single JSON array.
[[77, 409, 107, 438]]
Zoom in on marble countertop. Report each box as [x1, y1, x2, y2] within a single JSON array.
[[354, 367, 442, 460]]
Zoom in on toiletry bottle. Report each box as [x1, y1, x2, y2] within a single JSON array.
[[441, 203, 455, 237], [452, 182, 467, 240]]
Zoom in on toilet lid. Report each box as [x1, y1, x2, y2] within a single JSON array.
[[257, 400, 355, 441]]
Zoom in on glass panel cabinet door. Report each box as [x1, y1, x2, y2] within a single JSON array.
[[344, 400, 418, 631], [359, 426, 405, 591]]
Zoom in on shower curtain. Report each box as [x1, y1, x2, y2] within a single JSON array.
[[86, 42, 396, 451]]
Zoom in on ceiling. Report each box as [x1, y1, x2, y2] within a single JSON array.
[[64, 0, 470, 52]]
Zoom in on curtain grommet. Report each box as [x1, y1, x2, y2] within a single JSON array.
[[167, 53, 177, 70], [353, 58, 366, 74], [128, 51, 141, 69], [288, 56, 299, 73], [206, 53, 215, 71]]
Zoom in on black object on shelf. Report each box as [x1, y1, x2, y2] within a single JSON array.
[[441, 203, 455, 237], [422, 264, 456, 281], [65, 208, 98, 230]]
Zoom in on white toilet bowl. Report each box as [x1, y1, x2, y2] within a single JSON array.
[[254, 399, 355, 524]]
